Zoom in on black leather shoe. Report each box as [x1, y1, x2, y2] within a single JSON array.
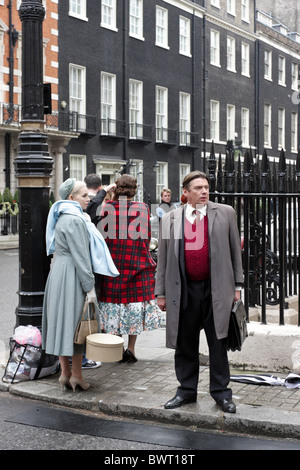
[[216, 398, 236, 413], [164, 395, 197, 409]]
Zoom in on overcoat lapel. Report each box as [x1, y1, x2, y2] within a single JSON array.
[[207, 200, 217, 238], [172, 205, 184, 261], [173, 206, 188, 309]]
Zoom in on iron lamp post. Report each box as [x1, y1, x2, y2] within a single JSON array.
[[14, 0, 53, 329]]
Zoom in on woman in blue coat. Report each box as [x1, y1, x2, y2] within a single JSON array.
[[42, 178, 118, 392]]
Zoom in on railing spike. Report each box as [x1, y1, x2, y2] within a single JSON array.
[[216, 151, 223, 192], [261, 149, 269, 193]]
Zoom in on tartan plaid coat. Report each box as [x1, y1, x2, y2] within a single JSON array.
[[98, 200, 156, 304]]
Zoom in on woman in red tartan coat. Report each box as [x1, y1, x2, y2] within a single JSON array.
[[98, 174, 160, 362]]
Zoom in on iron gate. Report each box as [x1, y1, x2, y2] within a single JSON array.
[[205, 145, 300, 326]]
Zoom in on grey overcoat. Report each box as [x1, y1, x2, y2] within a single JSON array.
[[154, 201, 244, 349], [42, 214, 95, 356]]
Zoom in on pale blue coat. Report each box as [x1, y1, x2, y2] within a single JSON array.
[[42, 214, 95, 356], [42, 201, 119, 356]]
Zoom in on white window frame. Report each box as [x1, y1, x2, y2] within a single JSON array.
[[129, 0, 144, 40], [69, 0, 88, 21], [291, 112, 298, 152], [156, 162, 168, 203], [69, 64, 86, 130], [70, 155, 86, 181], [278, 108, 285, 150], [101, 0, 118, 32], [156, 6, 169, 50], [227, 36, 236, 72], [278, 56, 286, 86], [241, 107, 249, 147], [227, 104, 235, 141], [264, 50, 272, 81], [179, 164, 191, 199], [241, 42, 250, 77], [101, 72, 116, 134], [156, 86, 168, 142], [227, 0, 236, 16], [179, 92, 191, 145], [129, 159, 144, 201], [210, 100, 220, 142], [210, 30, 220, 67], [291, 63, 298, 91], [264, 103, 272, 147], [179, 16, 191, 57], [211, 0, 220, 8], [129, 79, 143, 139], [241, 0, 250, 23]]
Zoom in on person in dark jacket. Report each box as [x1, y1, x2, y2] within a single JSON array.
[[156, 188, 176, 219], [84, 173, 116, 226], [82, 173, 116, 368]]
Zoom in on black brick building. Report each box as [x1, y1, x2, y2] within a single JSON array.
[[58, 1, 300, 204]]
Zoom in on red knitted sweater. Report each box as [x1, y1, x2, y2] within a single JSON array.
[[184, 215, 209, 281]]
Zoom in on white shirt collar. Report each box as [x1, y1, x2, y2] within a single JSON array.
[[186, 203, 207, 217]]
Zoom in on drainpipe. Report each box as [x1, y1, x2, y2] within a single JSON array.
[[7, 0, 19, 123], [122, 0, 128, 166], [5, 0, 19, 189], [191, 8, 196, 171], [5, 133, 11, 189], [254, 1, 260, 158], [202, 13, 207, 171], [255, 40, 260, 157]]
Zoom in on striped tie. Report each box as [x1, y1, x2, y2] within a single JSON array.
[[193, 209, 200, 225]]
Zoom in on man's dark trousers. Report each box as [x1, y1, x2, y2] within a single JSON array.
[[175, 279, 232, 402]]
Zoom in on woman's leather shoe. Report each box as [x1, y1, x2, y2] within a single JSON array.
[[216, 398, 236, 413], [126, 349, 137, 363], [164, 395, 197, 409], [119, 349, 138, 363]]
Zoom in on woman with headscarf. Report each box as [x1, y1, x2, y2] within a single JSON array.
[[42, 178, 119, 392]]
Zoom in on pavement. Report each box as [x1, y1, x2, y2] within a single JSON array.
[[1, 323, 300, 442], [0, 239, 300, 443]]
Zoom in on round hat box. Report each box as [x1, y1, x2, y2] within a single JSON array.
[[86, 333, 124, 362]]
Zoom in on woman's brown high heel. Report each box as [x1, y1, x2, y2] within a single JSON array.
[[69, 376, 90, 392], [58, 375, 71, 391]]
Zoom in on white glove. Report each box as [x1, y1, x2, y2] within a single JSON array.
[[105, 183, 116, 192], [86, 287, 96, 303]]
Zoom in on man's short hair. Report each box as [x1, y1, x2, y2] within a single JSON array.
[[84, 173, 102, 190], [161, 188, 172, 196], [182, 171, 210, 190]]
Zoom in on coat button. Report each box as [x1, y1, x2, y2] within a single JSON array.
[[175, 280, 179, 285], [173, 300, 177, 305]]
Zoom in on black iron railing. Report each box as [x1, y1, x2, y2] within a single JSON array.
[[0, 102, 96, 136], [206, 144, 300, 326], [0, 213, 18, 235], [155, 127, 177, 146]]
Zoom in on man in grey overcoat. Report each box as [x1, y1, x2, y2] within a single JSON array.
[[155, 171, 244, 413]]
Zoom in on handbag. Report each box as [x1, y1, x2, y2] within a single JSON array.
[[74, 300, 99, 345], [2, 339, 59, 384], [227, 299, 248, 352]]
